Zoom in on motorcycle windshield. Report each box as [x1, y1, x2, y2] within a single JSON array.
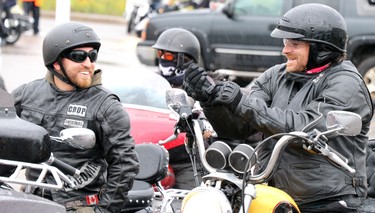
[[103, 70, 172, 110]]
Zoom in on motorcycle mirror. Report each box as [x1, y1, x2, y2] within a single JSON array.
[[166, 88, 194, 120], [166, 88, 190, 108], [52, 128, 96, 150], [326, 111, 362, 136]]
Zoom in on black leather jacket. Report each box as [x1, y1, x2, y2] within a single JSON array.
[[203, 61, 373, 207], [11, 70, 139, 213]]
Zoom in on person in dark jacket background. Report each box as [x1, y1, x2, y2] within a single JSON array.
[[183, 3, 373, 213], [152, 28, 215, 189], [11, 22, 139, 213]]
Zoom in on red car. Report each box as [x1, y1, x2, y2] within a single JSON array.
[[102, 69, 185, 188]]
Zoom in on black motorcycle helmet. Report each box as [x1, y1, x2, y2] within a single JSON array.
[[271, 3, 348, 70], [152, 28, 200, 64], [152, 28, 200, 87], [42, 22, 101, 86]]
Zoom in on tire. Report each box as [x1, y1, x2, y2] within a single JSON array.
[[357, 55, 375, 104], [127, 8, 138, 33], [5, 27, 21, 45]]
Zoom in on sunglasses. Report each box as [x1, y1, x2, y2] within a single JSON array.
[[157, 50, 176, 61], [64, 49, 98, 63], [283, 39, 308, 48]]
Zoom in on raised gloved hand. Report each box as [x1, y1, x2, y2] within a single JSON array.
[[211, 81, 243, 112], [183, 63, 215, 102]]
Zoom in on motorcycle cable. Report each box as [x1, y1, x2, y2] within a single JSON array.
[[183, 114, 206, 186], [185, 133, 201, 186]]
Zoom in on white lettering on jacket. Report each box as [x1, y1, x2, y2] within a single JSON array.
[[63, 119, 84, 128], [64, 161, 101, 191], [67, 104, 87, 117]]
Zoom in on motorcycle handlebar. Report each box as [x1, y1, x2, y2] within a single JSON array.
[[158, 134, 178, 145], [47, 155, 80, 178], [249, 131, 356, 183]]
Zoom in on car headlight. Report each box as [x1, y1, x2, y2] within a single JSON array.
[[181, 186, 232, 213]]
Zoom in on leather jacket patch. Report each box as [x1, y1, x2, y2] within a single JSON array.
[[67, 104, 87, 117], [63, 119, 84, 128], [64, 161, 101, 191]]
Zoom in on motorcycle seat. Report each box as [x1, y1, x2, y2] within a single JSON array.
[[123, 180, 154, 212], [134, 143, 169, 183], [122, 143, 169, 212]]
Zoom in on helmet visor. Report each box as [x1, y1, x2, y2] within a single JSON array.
[[270, 23, 305, 39]]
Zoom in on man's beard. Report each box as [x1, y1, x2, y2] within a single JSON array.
[[70, 73, 93, 88]]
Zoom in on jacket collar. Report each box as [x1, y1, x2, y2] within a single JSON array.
[[284, 64, 330, 83]]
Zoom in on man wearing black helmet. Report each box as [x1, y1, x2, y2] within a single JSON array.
[[11, 22, 139, 213], [152, 28, 215, 189], [183, 3, 373, 212], [153, 27, 202, 88]]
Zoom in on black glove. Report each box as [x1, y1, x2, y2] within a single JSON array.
[[211, 81, 242, 112], [183, 63, 215, 102]]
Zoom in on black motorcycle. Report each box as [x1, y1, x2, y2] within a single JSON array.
[[1, 6, 33, 45]]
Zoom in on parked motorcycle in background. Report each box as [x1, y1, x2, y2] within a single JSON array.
[[1, 3, 33, 45], [125, 0, 152, 34], [161, 88, 375, 213], [124, 0, 201, 36]]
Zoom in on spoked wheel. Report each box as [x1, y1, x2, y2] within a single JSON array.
[[5, 27, 21, 45]]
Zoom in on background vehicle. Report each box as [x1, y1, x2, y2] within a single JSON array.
[[1, 4, 33, 45], [126, 0, 155, 34], [136, 0, 375, 94], [102, 69, 186, 188]]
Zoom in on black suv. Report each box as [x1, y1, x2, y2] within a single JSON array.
[[136, 0, 375, 93]]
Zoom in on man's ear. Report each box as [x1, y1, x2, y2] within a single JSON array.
[[53, 61, 61, 71]]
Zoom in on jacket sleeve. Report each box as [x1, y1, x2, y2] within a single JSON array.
[[96, 95, 140, 213], [203, 65, 373, 139], [234, 67, 373, 137], [201, 67, 278, 140]]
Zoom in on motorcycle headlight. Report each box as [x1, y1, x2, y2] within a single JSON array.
[[181, 186, 232, 213]]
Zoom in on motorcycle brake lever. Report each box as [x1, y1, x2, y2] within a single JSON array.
[[313, 141, 355, 174]]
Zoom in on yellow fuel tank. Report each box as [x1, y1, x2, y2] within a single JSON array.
[[249, 184, 300, 213]]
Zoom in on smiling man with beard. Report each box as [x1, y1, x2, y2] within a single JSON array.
[[182, 3, 373, 213], [11, 22, 139, 213]]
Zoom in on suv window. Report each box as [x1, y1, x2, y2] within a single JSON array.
[[233, 0, 283, 16], [293, 0, 340, 10]]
